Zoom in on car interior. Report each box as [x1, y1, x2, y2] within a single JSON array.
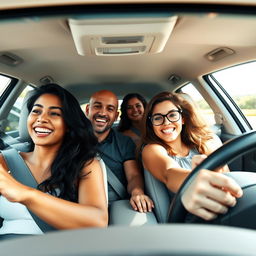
[[1, 1, 256, 255]]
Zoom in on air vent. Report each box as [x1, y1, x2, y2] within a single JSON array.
[[0, 52, 23, 66], [68, 16, 178, 56], [97, 46, 146, 55], [205, 47, 235, 62], [102, 36, 143, 44]]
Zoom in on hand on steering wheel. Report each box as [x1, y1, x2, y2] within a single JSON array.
[[168, 131, 256, 223]]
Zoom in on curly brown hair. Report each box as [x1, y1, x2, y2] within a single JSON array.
[[141, 91, 214, 155]]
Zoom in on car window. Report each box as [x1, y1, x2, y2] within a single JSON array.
[[0, 74, 12, 96], [4, 85, 34, 134], [178, 83, 216, 127], [210, 61, 256, 129]]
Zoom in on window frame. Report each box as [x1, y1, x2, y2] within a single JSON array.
[[0, 74, 18, 107]]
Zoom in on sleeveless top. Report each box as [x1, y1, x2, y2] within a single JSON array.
[[169, 148, 199, 169], [0, 196, 43, 235]]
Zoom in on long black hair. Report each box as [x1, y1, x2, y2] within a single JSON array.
[[27, 83, 98, 202], [118, 93, 147, 132]]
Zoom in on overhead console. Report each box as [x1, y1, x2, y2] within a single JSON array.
[[68, 15, 177, 56]]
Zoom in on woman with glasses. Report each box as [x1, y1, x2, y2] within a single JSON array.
[[141, 92, 241, 221]]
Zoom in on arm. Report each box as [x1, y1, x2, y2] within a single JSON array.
[[123, 159, 154, 213], [141, 145, 242, 221], [204, 134, 230, 173], [142, 144, 191, 193], [0, 157, 108, 229]]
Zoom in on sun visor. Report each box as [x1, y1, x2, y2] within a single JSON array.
[[68, 16, 177, 56]]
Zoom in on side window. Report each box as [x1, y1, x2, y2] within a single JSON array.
[[178, 83, 216, 127], [210, 61, 256, 129], [0, 75, 12, 96], [4, 85, 34, 134]]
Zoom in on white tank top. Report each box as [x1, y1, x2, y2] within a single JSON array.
[[0, 196, 43, 235]]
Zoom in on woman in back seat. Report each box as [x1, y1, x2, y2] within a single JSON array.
[[118, 93, 147, 145], [0, 83, 108, 239]]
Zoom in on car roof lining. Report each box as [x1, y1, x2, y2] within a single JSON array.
[[0, 12, 255, 89]]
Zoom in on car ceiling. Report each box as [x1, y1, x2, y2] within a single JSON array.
[[0, 2, 256, 102]]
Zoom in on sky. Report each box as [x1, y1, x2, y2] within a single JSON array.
[[0, 75, 12, 95], [212, 61, 256, 97]]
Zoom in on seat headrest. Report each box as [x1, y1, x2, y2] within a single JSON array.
[[18, 90, 34, 142], [144, 168, 174, 223]]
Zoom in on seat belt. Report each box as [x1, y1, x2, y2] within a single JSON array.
[[1, 148, 56, 232], [0, 131, 19, 149], [104, 164, 128, 199]]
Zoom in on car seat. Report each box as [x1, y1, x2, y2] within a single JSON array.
[[144, 168, 174, 223], [1, 90, 33, 152], [17, 90, 33, 145]]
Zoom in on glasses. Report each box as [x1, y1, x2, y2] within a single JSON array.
[[150, 109, 182, 126]]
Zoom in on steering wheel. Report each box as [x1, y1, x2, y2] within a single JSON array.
[[168, 130, 256, 223]]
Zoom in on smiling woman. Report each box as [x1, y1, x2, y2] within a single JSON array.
[[0, 83, 108, 239], [27, 94, 67, 149], [141, 91, 232, 220], [1, 0, 256, 254], [118, 93, 147, 145]]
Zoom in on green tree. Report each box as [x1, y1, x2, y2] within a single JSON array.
[[234, 95, 256, 109]]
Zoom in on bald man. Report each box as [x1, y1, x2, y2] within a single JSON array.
[[86, 90, 154, 215]]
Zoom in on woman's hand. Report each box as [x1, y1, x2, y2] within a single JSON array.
[[192, 154, 207, 170], [130, 192, 155, 213], [181, 169, 243, 220], [192, 154, 229, 173], [0, 164, 31, 203]]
